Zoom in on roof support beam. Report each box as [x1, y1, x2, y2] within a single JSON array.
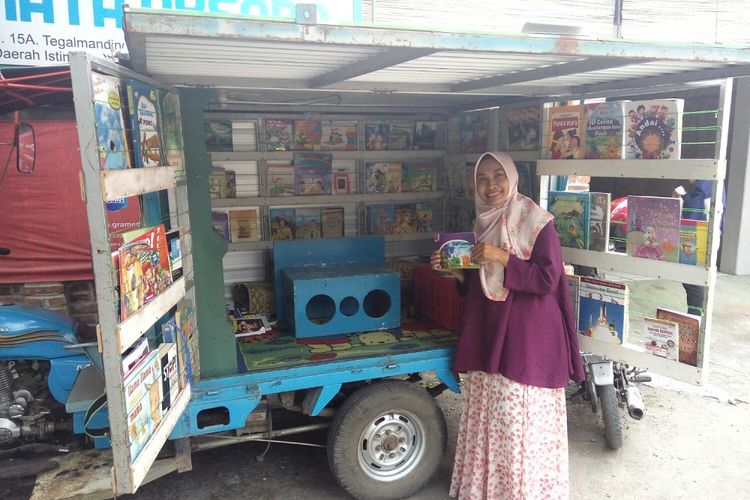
[[308, 47, 436, 88]]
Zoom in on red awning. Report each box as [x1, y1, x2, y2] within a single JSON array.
[[0, 65, 73, 115]]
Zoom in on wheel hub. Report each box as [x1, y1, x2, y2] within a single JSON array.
[[358, 410, 426, 482]]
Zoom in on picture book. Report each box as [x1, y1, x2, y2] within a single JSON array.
[[644, 316, 680, 361], [91, 72, 131, 170], [414, 121, 444, 150], [294, 208, 322, 239], [365, 162, 402, 193], [293, 119, 322, 151], [321, 120, 357, 151], [294, 153, 332, 195], [626, 195, 681, 263], [544, 105, 585, 160], [267, 161, 295, 196], [589, 192, 611, 252], [228, 209, 260, 242], [365, 121, 390, 151], [416, 204, 434, 233], [504, 106, 541, 151], [233, 314, 270, 337], [225, 170, 237, 198], [460, 111, 489, 153], [157, 89, 184, 168], [403, 162, 438, 192], [446, 156, 470, 198], [125, 349, 162, 462], [332, 171, 350, 194], [584, 101, 625, 159], [211, 211, 229, 242], [388, 120, 414, 150], [656, 307, 701, 366], [158, 342, 180, 417], [446, 205, 474, 232], [106, 196, 142, 252], [393, 204, 418, 234], [435, 232, 479, 269], [515, 162, 534, 200], [566, 274, 580, 327], [679, 218, 708, 266], [624, 99, 683, 159], [265, 118, 294, 151], [208, 167, 230, 199], [204, 120, 233, 152], [165, 228, 183, 281], [269, 207, 296, 240], [368, 204, 395, 235], [121, 336, 150, 379], [547, 191, 591, 250], [161, 317, 189, 390], [321, 207, 345, 238], [126, 80, 163, 167], [578, 277, 628, 345]]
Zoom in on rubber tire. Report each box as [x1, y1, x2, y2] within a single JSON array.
[[327, 380, 447, 500], [597, 384, 623, 450]]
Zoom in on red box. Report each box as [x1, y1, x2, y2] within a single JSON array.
[[412, 264, 464, 330]]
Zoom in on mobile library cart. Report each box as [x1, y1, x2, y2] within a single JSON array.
[[33, 5, 750, 499]]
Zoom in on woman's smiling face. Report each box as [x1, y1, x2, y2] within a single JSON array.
[[476, 157, 510, 206]]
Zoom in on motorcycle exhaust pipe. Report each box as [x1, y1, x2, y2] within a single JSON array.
[[626, 386, 645, 420]]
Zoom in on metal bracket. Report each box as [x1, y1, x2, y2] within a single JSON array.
[[590, 360, 614, 386], [296, 4, 317, 25]]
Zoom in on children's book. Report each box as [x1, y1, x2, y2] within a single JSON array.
[[125, 350, 162, 462], [232, 314, 270, 337], [265, 118, 294, 151], [566, 274, 581, 328], [269, 207, 296, 241], [435, 232, 479, 269], [211, 211, 230, 242], [505, 106, 541, 151], [267, 161, 295, 196], [106, 196, 142, 252], [644, 316, 680, 361], [208, 167, 229, 199], [446, 156, 470, 198], [332, 171, 351, 194], [161, 317, 189, 390], [165, 228, 183, 281], [393, 204, 418, 234], [578, 277, 628, 345], [626, 195, 681, 263], [158, 343, 180, 417], [293, 119, 322, 151], [679, 218, 708, 266], [225, 170, 236, 198], [584, 101, 626, 159], [204, 120, 233, 152], [403, 162, 438, 192], [365, 121, 390, 150], [414, 121, 445, 150], [446, 205, 475, 232], [321, 120, 357, 151], [294, 153, 332, 195], [91, 72, 131, 170], [416, 204, 434, 233], [126, 80, 163, 167], [365, 162, 402, 193], [624, 99, 683, 159], [294, 208, 322, 239], [515, 162, 534, 200], [460, 111, 489, 153], [368, 204, 395, 235], [388, 121, 414, 150], [121, 337, 150, 379], [228, 209, 260, 242], [157, 89, 184, 168], [656, 307, 701, 366], [321, 207, 345, 238], [547, 191, 591, 249], [588, 192, 611, 252], [544, 105, 585, 159]]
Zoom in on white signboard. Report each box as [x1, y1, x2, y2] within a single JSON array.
[[1, 0, 361, 67]]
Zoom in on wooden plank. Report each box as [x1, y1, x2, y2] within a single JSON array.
[[100, 166, 177, 202], [536, 159, 721, 180], [212, 191, 445, 208]]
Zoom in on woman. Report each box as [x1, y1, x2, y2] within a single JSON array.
[[432, 152, 585, 499]]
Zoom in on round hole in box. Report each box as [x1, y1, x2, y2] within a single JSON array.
[[340, 296, 359, 317], [306, 294, 336, 324], [363, 289, 391, 318]]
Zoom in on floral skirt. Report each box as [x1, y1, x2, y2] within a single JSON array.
[[449, 371, 569, 500]]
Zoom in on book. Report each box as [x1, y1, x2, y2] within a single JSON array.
[[505, 106, 541, 151], [321, 207, 345, 238], [446, 205, 475, 232], [584, 101, 626, 159], [435, 232, 479, 269], [446, 156, 470, 198], [626, 195, 681, 263], [332, 171, 350, 194], [624, 99, 683, 159], [656, 307, 701, 366], [269, 207, 296, 240], [460, 111, 489, 153], [121, 337, 150, 379], [679, 218, 708, 266], [211, 211, 229, 242], [547, 191, 591, 249], [267, 161, 295, 196], [578, 276, 628, 345], [566, 274, 581, 329], [368, 204, 395, 235], [161, 318, 189, 390], [228, 209, 260, 242], [393, 204, 418, 234], [295, 208, 322, 239], [365, 162, 402, 193], [321, 120, 357, 151], [158, 343, 180, 417], [643, 316, 680, 361], [91, 72, 131, 170], [588, 192, 611, 252], [165, 228, 183, 281], [204, 120, 233, 152], [365, 121, 390, 150], [106, 196, 142, 252], [388, 120, 414, 150], [208, 167, 229, 199], [232, 314, 270, 337], [126, 80, 163, 167], [157, 89, 184, 168], [225, 170, 237, 198], [293, 119, 322, 151], [413, 121, 443, 150], [403, 162, 438, 192], [544, 105, 585, 159], [416, 203, 434, 233], [515, 162, 534, 199], [294, 153, 332, 195], [265, 118, 294, 151], [125, 349, 162, 462]]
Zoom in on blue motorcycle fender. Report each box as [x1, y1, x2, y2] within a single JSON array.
[[48, 355, 92, 405]]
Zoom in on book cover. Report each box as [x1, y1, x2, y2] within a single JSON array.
[[679, 218, 708, 266], [269, 207, 296, 241], [578, 277, 628, 345], [435, 232, 479, 269], [204, 120, 233, 152], [393, 204, 418, 234], [446, 156, 470, 198], [644, 316, 680, 361], [460, 111, 489, 153], [267, 161, 295, 196], [566, 274, 581, 328], [294, 153, 332, 195], [91, 72, 131, 170], [208, 167, 229, 199], [332, 171, 350, 194], [232, 314, 270, 337], [321, 120, 357, 151], [584, 101, 625, 159], [293, 119, 322, 151], [544, 105, 585, 160], [624, 99, 683, 159], [126, 349, 162, 462], [321, 207, 345, 238], [446, 205, 475, 232], [228, 209, 260, 242], [211, 211, 229, 242], [403, 162, 438, 192], [158, 343, 180, 417], [515, 162, 534, 200], [505, 106, 541, 151], [365, 121, 390, 150], [656, 307, 701, 366], [365, 162, 402, 193], [161, 318, 189, 390], [368, 204, 395, 235], [294, 208, 321, 239], [106, 196, 142, 252], [157, 89, 184, 168], [589, 192, 611, 252], [416, 203, 434, 233], [166, 229, 183, 281], [414, 121, 445, 150], [547, 191, 591, 249], [388, 120, 414, 150], [126, 80, 163, 167], [626, 195, 681, 263], [265, 118, 294, 151], [225, 170, 237, 198], [118, 225, 172, 320], [121, 336, 150, 379]]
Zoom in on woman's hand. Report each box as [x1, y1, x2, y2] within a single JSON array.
[[471, 242, 510, 267], [430, 250, 464, 282]]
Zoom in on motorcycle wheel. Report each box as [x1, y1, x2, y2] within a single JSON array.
[[597, 384, 623, 450]]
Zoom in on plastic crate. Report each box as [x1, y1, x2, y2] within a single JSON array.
[[412, 264, 464, 330]]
